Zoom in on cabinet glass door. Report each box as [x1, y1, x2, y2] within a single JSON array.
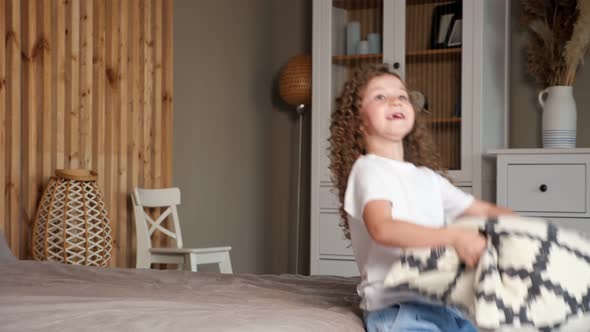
[[332, 0, 383, 66], [323, 0, 384, 184], [331, 0, 384, 110], [405, 0, 463, 172]]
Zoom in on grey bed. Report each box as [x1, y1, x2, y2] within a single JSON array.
[[0, 235, 363, 332]]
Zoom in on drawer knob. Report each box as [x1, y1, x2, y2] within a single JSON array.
[[539, 184, 548, 192]]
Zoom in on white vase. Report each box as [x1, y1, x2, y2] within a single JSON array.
[[346, 21, 360, 55], [538, 86, 577, 148]]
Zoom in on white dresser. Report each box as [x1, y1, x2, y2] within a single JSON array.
[[490, 149, 590, 235]]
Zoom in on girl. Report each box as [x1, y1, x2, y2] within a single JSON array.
[[328, 63, 513, 332]]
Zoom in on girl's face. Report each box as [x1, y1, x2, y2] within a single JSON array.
[[359, 74, 415, 146]]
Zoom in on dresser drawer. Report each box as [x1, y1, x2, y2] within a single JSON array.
[[506, 164, 586, 213], [319, 213, 353, 256]]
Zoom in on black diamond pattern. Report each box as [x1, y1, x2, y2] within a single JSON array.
[[387, 217, 590, 331]]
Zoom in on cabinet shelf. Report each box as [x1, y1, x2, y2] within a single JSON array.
[[332, 54, 382, 65], [425, 117, 461, 125], [407, 0, 452, 5], [407, 48, 461, 58], [332, 48, 460, 66], [333, 0, 382, 10]]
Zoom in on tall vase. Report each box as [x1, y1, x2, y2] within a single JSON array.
[[32, 169, 113, 266], [538, 86, 577, 148]]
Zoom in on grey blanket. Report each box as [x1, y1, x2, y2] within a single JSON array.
[[0, 258, 362, 331]]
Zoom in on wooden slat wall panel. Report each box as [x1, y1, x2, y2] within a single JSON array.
[[0, 0, 173, 268], [67, 0, 80, 169], [42, 0, 52, 184], [54, 0, 66, 171], [152, 0, 165, 250], [163, 0, 173, 200], [22, 0, 37, 258], [6, 0, 21, 258], [153, 0, 162, 194], [0, 0, 5, 243], [92, 0, 105, 197], [128, 0, 140, 262], [104, 0, 118, 267], [80, 0, 92, 170], [118, 0, 129, 267]]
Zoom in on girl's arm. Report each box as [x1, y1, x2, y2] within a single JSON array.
[[459, 199, 515, 218], [364, 200, 486, 267]]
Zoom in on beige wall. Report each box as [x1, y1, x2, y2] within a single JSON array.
[[174, 0, 311, 274], [509, 1, 590, 148], [174, 0, 273, 273]]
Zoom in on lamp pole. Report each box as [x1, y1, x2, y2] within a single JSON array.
[[278, 54, 311, 275]]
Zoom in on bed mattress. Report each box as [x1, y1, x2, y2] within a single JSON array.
[[0, 260, 363, 331]]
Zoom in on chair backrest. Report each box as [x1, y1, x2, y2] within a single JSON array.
[[131, 187, 184, 253]]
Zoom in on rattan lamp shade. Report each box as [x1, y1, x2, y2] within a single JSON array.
[[32, 169, 113, 266], [278, 54, 312, 106]]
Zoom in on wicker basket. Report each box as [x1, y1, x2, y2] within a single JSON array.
[[32, 169, 113, 266], [278, 54, 312, 106]]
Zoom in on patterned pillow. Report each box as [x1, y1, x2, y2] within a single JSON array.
[[383, 216, 590, 332]]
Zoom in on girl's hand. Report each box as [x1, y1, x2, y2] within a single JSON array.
[[450, 229, 486, 268]]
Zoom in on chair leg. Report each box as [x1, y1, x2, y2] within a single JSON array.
[[185, 253, 198, 272], [218, 252, 233, 274], [136, 253, 151, 269]]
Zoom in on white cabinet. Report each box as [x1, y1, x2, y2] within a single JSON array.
[[492, 149, 590, 235], [311, 0, 509, 276]]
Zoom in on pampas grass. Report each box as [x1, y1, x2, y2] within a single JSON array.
[[522, 0, 590, 87], [564, 0, 590, 85]]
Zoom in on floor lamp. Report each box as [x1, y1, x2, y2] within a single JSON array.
[[278, 54, 311, 274]]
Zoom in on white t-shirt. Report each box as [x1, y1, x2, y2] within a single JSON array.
[[344, 154, 475, 311]]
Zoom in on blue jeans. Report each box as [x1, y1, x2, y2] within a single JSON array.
[[363, 302, 478, 332]]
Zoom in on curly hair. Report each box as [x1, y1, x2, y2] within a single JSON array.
[[328, 63, 446, 239]]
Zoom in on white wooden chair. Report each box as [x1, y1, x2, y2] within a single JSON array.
[[131, 187, 233, 273]]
